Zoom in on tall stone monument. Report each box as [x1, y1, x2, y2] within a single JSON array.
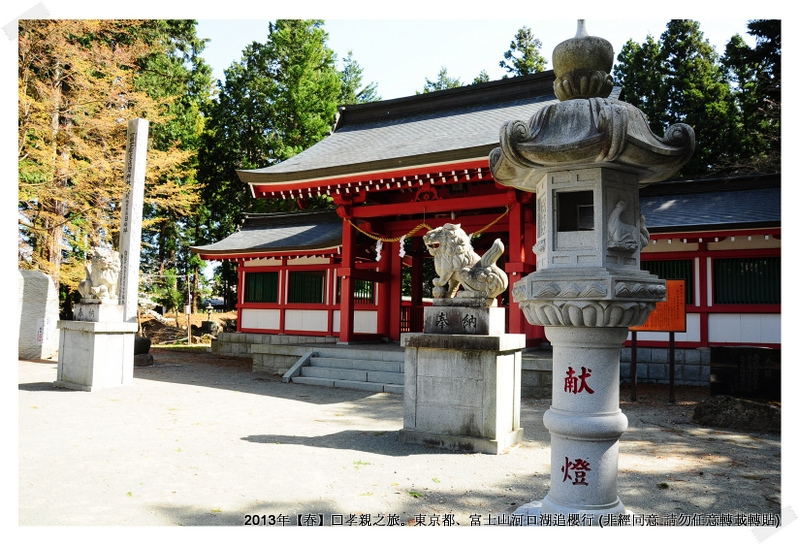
[[399, 224, 525, 454], [55, 119, 149, 391], [489, 21, 694, 522]]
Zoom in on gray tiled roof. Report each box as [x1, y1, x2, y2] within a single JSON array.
[[193, 177, 780, 257], [641, 176, 780, 231], [237, 72, 593, 184], [192, 210, 342, 258]]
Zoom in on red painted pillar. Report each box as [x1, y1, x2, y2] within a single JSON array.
[[507, 202, 525, 336], [411, 236, 424, 332], [505, 193, 544, 345], [389, 239, 403, 341], [338, 217, 356, 343], [377, 243, 392, 338], [236, 260, 244, 332]]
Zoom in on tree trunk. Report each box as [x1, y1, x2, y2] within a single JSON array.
[[45, 63, 65, 292]]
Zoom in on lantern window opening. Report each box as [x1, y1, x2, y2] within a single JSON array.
[[557, 190, 594, 232]]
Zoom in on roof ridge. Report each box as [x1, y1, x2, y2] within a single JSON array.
[[336, 71, 558, 127]]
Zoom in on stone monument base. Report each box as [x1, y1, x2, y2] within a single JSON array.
[[400, 332, 525, 454], [55, 319, 138, 391]]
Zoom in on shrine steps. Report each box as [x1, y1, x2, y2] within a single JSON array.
[[283, 346, 405, 394]]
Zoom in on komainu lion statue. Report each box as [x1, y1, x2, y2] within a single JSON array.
[[78, 247, 121, 301], [423, 223, 508, 300]]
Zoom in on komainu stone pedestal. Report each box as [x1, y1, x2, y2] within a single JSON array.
[[400, 330, 525, 454], [55, 301, 138, 391]]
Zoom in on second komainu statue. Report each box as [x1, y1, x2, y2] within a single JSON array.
[[77, 247, 121, 301]]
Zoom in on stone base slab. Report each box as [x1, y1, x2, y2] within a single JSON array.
[[398, 428, 523, 455], [423, 305, 505, 335], [73, 301, 125, 323], [401, 332, 525, 455], [402, 332, 525, 352], [512, 500, 633, 526], [55, 320, 138, 391]]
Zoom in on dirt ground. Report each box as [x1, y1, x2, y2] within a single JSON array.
[[18, 345, 784, 535], [138, 310, 237, 345], [120, 321, 785, 531]]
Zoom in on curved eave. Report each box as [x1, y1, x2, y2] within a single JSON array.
[[239, 150, 493, 190], [647, 222, 781, 235], [190, 210, 344, 262], [192, 245, 341, 262], [246, 157, 494, 199]]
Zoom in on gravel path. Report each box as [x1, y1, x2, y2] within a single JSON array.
[[18, 347, 781, 533]]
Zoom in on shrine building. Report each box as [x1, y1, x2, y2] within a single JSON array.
[[192, 71, 780, 353]]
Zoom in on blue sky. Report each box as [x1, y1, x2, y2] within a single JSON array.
[[2, 2, 791, 277], [0, 1, 774, 101], [195, 18, 757, 100]]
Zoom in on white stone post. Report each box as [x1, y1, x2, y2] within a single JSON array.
[[539, 327, 630, 518], [117, 118, 149, 323]]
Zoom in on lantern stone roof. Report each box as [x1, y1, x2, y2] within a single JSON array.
[[191, 209, 342, 260], [238, 71, 613, 190], [640, 173, 781, 232]]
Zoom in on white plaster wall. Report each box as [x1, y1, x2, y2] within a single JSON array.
[[240, 308, 280, 330], [332, 310, 378, 334], [708, 313, 781, 344], [18, 269, 60, 360], [285, 309, 328, 332]]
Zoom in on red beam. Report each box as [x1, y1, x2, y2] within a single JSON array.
[[349, 192, 512, 218]]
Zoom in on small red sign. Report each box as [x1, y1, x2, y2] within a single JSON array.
[[630, 279, 686, 332]]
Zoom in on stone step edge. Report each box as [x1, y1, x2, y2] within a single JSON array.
[[291, 376, 403, 394], [301, 366, 404, 385], [308, 357, 403, 373]]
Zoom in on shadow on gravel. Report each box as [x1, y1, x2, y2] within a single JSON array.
[[148, 475, 551, 527], [19, 382, 68, 392], [133, 348, 386, 406], [242, 430, 463, 457]]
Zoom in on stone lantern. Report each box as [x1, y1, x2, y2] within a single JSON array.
[[489, 20, 694, 523]]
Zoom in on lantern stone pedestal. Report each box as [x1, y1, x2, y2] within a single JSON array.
[[400, 300, 524, 455], [514, 327, 630, 522], [55, 301, 138, 392], [488, 21, 694, 525]]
